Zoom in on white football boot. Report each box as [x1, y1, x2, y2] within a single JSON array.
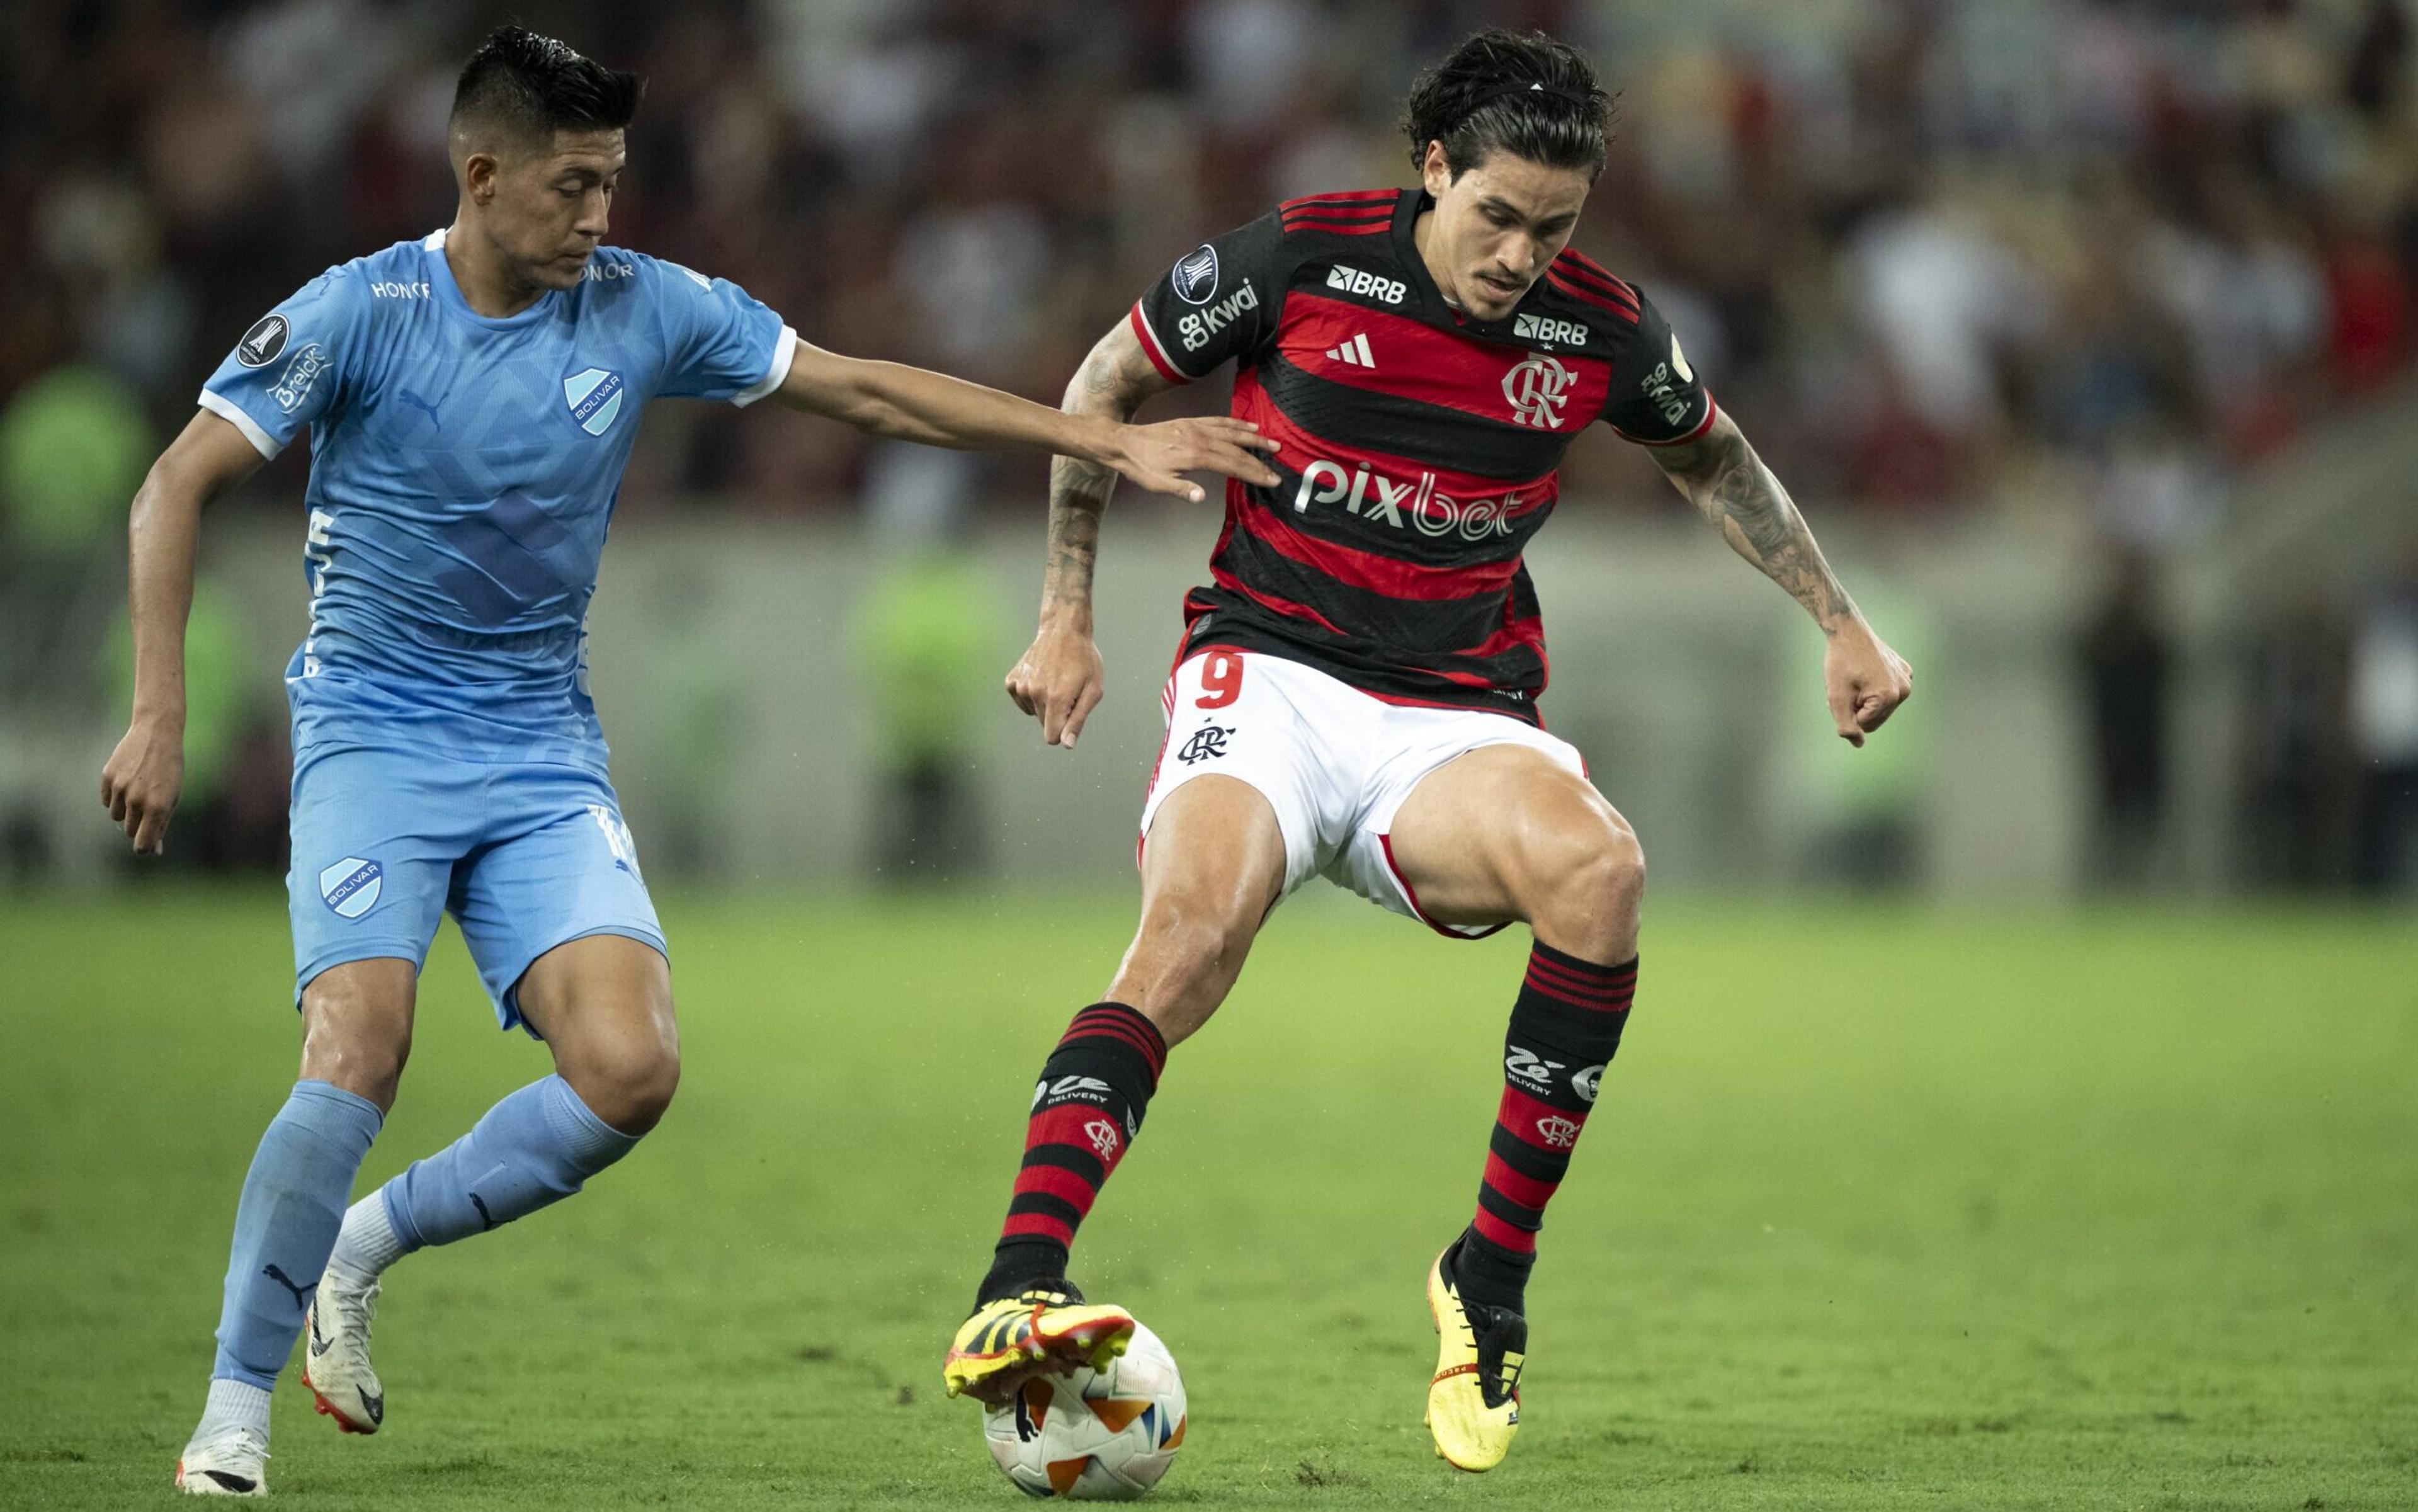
[[300, 1263, 385, 1435], [175, 1426, 268, 1497]]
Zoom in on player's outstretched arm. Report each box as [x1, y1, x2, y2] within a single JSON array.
[[772, 338, 1276, 505], [100, 410, 269, 853], [1649, 409, 1913, 746], [1002, 320, 1180, 749]]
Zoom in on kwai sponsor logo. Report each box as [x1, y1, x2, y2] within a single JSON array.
[[1176, 281, 1257, 352]]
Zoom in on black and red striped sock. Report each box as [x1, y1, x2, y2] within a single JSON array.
[[1455, 944, 1638, 1312], [979, 1002, 1167, 1304]]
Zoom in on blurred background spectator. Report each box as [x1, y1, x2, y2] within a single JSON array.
[[4, 0, 2414, 897]]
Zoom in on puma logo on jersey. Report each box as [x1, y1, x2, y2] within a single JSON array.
[[1325, 264, 1405, 304], [1176, 282, 1258, 351], [1515, 312, 1589, 348]]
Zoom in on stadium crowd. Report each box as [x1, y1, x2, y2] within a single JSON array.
[[3, 0, 2415, 889], [8, 0, 2418, 526]]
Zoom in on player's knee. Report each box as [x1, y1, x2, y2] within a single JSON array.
[[1523, 814, 1645, 957], [558, 1015, 680, 1135], [298, 970, 415, 1110]]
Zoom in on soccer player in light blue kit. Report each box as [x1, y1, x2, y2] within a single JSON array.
[[99, 28, 1280, 1498]]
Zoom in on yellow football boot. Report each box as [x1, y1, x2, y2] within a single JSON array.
[[1425, 1246, 1526, 1471], [943, 1283, 1134, 1405]]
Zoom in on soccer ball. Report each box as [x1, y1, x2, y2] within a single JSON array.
[[981, 1321, 1188, 1499]]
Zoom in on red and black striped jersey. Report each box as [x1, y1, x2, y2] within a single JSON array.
[[1130, 187, 1715, 724]]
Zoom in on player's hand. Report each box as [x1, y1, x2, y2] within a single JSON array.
[[1006, 620, 1106, 749], [1103, 418, 1280, 503], [101, 714, 186, 855], [1823, 623, 1913, 747]]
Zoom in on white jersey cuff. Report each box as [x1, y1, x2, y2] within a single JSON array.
[[731, 326, 798, 407], [198, 390, 284, 460]]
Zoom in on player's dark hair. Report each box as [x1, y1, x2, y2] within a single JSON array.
[[450, 25, 640, 151], [1402, 29, 1612, 183]]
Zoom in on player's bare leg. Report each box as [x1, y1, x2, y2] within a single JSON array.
[[1385, 744, 1646, 1471], [515, 935, 682, 1137], [176, 960, 415, 1494], [310, 936, 676, 1436], [1106, 775, 1290, 1046], [946, 776, 1285, 1404]]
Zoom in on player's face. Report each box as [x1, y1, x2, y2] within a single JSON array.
[[1419, 142, 1591, 322], [489, 129, 627, 290]]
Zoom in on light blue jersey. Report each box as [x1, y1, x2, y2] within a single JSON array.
[[201, 229, 795, 768], [200, 230, 794, 1024]]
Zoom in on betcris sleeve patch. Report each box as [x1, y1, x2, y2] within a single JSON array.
[[198, 267, 364, 458], [1132, 211, 1285, 382], [1599, 288, 1715, 446], [647, 254, 798, 407]]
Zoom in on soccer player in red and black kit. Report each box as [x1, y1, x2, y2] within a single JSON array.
[[942, 30, 1911, 1470]]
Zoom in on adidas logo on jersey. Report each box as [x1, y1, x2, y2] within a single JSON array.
[[1324, 333, 1375, 367], [1325, 264, 1406, 304]]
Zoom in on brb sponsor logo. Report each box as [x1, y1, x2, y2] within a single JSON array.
[[1290, 457, 1530, 540], [272, 344, 331, 413], [319, 856, 383, 919], [1514, 312, 1588, 348], [1325, 263, 1406, 304], [1572, 1063, 1604, 1104], [1503, 353, 1577, 429]]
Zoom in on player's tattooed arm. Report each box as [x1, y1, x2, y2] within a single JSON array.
[[1007, 321, 1181, 749], [1650, 410, 1914, 746], [101, 409, 270, 854]]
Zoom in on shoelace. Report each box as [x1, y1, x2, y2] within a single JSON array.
[[188, 1424, 271, 1466], [324, 1271, 381, 1346]]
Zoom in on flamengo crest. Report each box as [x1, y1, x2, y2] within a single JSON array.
[[1503, 353, 1577, 429]]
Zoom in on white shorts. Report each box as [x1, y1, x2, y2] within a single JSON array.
[[1139, 649, 1587, 938]]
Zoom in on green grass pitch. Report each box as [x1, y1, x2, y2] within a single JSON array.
[[1, 889, 2412, 1509]]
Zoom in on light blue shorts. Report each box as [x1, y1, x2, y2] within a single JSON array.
[[287, 744, 665, 1035]]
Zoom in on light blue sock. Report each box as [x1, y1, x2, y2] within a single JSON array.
[[381, 1075, 639, 1253], [211, 1081, 383, 1389]]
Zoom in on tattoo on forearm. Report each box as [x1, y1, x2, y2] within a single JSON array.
[[1670, 424, 1855, 633], [1040, 334, 1158, 616]]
